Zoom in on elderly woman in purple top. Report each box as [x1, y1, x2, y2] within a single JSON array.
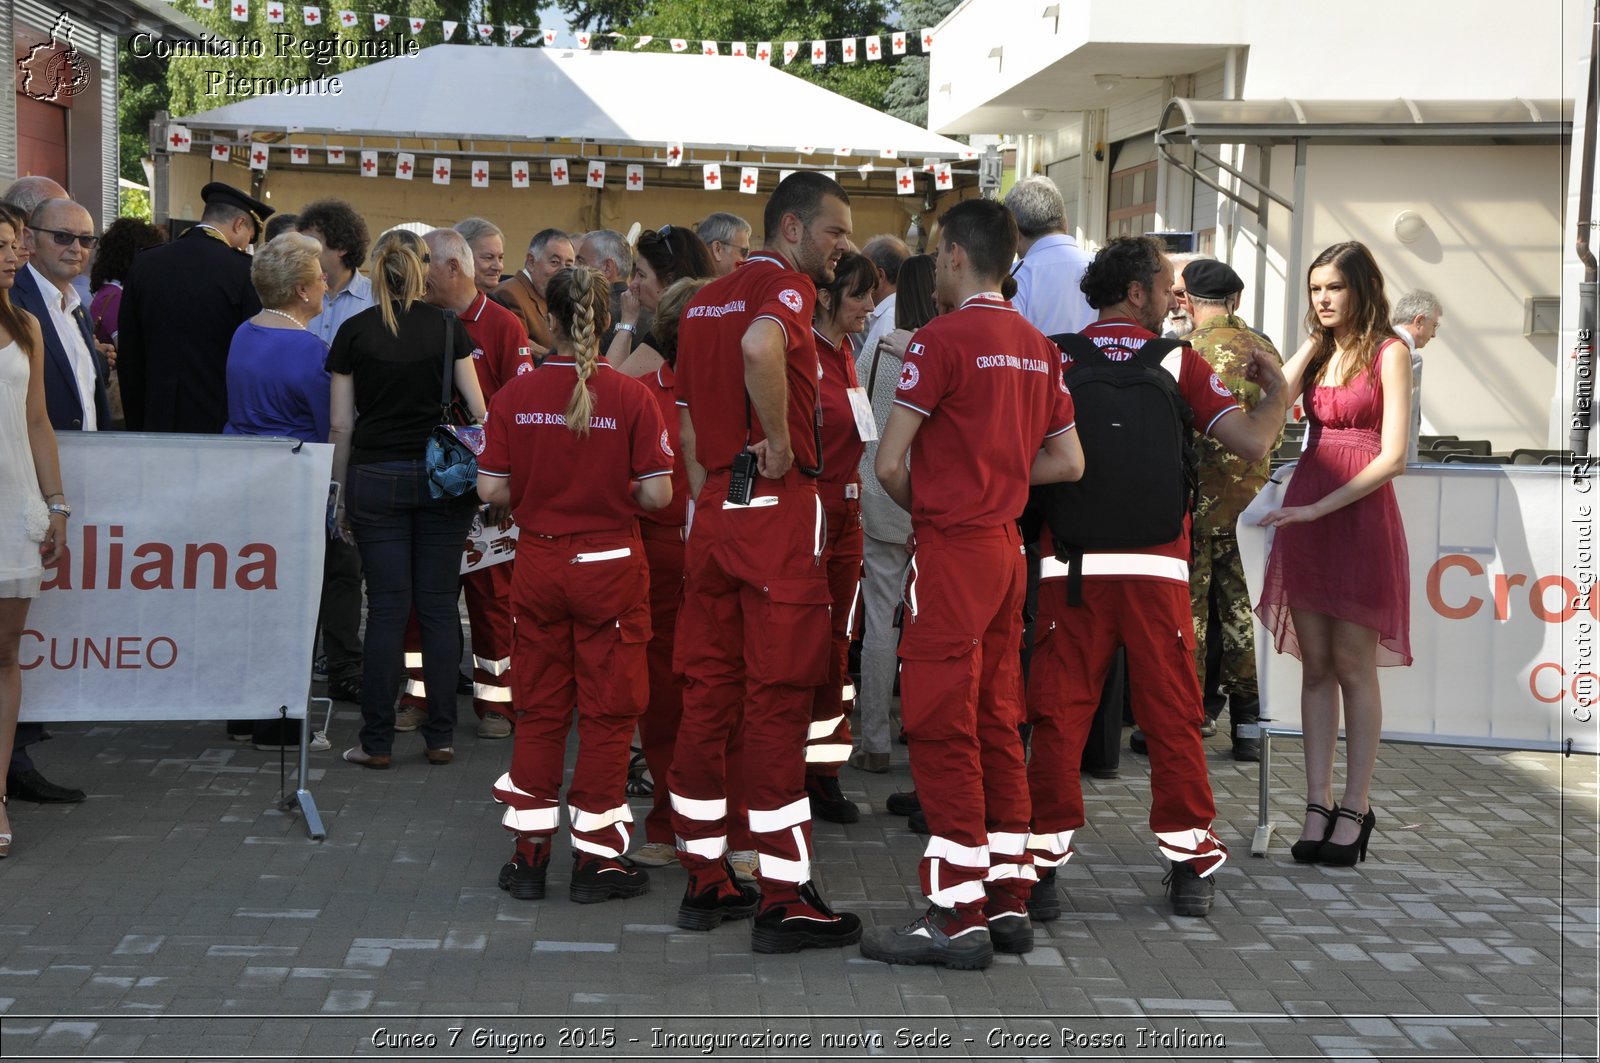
[[224, 233, 330, 441]]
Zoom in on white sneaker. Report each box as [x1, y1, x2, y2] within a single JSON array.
[[629, 842, 676, 867], [308, 731, 332, 752], [729, 850, 758, 882], [477, 712, 513, 739], [394, 706, 426, 732]]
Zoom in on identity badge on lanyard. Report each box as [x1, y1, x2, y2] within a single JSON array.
[[846, 387, 878, 441]]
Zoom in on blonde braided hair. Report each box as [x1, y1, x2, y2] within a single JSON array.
[[546, 266, 613, 435]]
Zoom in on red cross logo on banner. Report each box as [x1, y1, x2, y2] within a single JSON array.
[[922, 30, 934, 49], [935, 163, 952, 189], [374, 13, 389, 30], [292, 147, 307, 161], [892, 32, 907, 55], [436, 164, 449, 180], [898, 172, 912, 190], [268, 6, 281, 17], [589, 168, 602, 182], [409, 17, 424, 32], [843, 40, 856, 61], [479, 24, 493, 38], [212, 144, 230, 161], [513, 167, 528, 185], [629, 171, 641, 186], [304, 7, 319, 22], [233, 4, 245, 16], [703, 165, 720, 188], [475, 168, 486, 181], [553, 165, 566, 180], [253, 150, 266, 164], [398, 159, 412, 174], [703, 41, 717, 55], [869, 40, 880, 56], [170, 133, 184, 147], [362, 157, 375, 172], [328, 147, 344, 163], [758, 45, 770, 60], [669, 146, 681, 161], [742, 172, 756, 189], [341, 10, 354, 23], [813, 44, 825, 60]]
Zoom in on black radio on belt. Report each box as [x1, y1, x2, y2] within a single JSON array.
[[727, 450, 757, 506]]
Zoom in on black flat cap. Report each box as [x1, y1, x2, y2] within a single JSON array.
[[1183, 259, 1244, 300], [201, 181, 273, 236]]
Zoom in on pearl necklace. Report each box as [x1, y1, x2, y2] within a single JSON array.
[[261, 308, 305, 329]]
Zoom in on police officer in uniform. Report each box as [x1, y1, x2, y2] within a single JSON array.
[[119, 182, 269, 433]]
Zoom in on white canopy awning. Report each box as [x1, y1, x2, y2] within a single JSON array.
[[177, 45, 974, 159]]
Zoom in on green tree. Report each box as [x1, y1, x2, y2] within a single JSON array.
[[118, 44, 169, 185], [883, 0, 957, 127]]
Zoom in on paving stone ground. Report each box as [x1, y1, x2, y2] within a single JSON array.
[[0, 692, 1594, 1061]]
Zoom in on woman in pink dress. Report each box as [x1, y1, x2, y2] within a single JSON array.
[[1256, 241, 1412, 868]]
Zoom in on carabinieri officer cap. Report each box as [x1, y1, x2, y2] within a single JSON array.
[[200, 181, 273, 239]]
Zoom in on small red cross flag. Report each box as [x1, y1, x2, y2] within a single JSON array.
[[395, 152, 415, 180], [440, 20, 457, 39], [577, 31, 591, 47], [702, 163, 722, 190], [373, 13, 389, 31], [408, 16, 424, 33], [842, 39, 856, 63], [507, 24, 524, 41], [665, 142, 684, 168], [290, 145, 310, 165], [934, 162, 952, 189], [670, 38, 687, 52], [795, 146, 815, 155], [326, 146, 345, 164], [230, 0, 248, 22], [302, 6, 320, 25], [471, 161, 490, 188], [811, 40, 827, 65], [585, 161, 606, 188], [550, 159, 569, 186], [921, 28, 934, 51], [834, 147, 854, 157], [739, 167, 760, 195], [359, 149, 378, 177], [959, 149, 980, 160], [702, 40, 717, 55], [432, 158, 452, 185], [782, 41, 799, 64], [729, 41, 746, 58], [511, 163, 529, 188], [543, 28, 557, 45], [625, 164, 644, 191], [477, 24, 494, 39], [196, 0, 215, 9], [756, 41, 772, 61], [879, 147, 899, 159], [337, 9, 355, 26], [250, 146, 270, 171], [895, 167, 916, 195], [266, 4, 284, 23], [166, 125, 192, 152], [892, 31, 907, 55], [866, 35, 882, 60], [211, 143, 231, 162]]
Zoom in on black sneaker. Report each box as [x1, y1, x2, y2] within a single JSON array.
[[1164, 862, 1214, 917], [326, 677, 362, 703], [499, 854, 547, 900], [860, 905, 994, 970], [1232, 738, 1262, 762], [751, 881, 862, 953], [986, 909, 1035, 955], [907, 808, 929, 834], [885, 790, 921, 816], [1129, 729, 1148, 755], [806, 775, 859, 824], [1027, 867, 1062, 922], [569, 856, 650, 905], [677, 875, 760, 931]]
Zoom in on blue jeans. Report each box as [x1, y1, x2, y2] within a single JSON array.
[[346, 460, 476, 755]]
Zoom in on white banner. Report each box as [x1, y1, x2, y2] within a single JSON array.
[[1240, 462, 1600, 754], [21, 434, 331, 722]]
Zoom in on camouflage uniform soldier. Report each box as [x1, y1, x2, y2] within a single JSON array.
[[1182, 260, 1282, 762]]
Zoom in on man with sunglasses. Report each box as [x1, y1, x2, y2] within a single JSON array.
[[11, 199, 108, 433], [695, 212, 753, 278], [119, 181, 271, 433]]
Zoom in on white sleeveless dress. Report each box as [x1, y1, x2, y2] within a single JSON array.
[[0, 339, 47, 599]]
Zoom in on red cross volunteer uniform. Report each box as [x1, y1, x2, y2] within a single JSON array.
[[479, 358, 670, 893], [1027, 317, 1240, 886], [893, 293, 1076, 936]]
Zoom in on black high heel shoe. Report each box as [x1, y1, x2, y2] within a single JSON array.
[[1290, 803, 1337, 863], [1316, 806, 1376, 866]]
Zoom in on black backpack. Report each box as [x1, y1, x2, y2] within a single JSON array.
[[1030, 333, 1198, 603]]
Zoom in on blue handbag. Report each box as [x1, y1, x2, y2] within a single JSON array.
[[424, 311, 483, 499]]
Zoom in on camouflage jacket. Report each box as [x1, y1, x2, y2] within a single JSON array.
[[1190, 314, 1282, 535]]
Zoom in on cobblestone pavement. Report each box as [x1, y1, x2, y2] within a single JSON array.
[[0, 697, 1593, 1061]]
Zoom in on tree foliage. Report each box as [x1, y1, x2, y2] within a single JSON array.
[[883, 0, 959, 127]]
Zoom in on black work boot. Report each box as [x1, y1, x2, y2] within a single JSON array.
[[569, 855, 650, 904], [677, 862, 760, 931], [1163, 862, 1215, 917], [1027, 867, 1062, 922], [751, 881, 862, 953], [859, 905, 993, 970], [806, 774, 860, 824], [1231, 692, 1262, 762]]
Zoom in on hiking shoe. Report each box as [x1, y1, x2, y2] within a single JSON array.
[[477, 712, 513, 739], [677, 875, 760, 931], [394, 706, 426, 732], [806, 775, 859, 824], [729, 850, 758, 882], [326, 676, 361, 703], [751, 881, 862, 954], [986, 909, 1035, 955], [1028, 868, 1062, 922], [629, 842, 677, 867], [859, 905, 993, 970], [1164, 861, 1214, 917], [1232, 738, 1262, 762], [569, 856, 650, 905], [499, 854, 547, 900], [885, 790, 920, 816]]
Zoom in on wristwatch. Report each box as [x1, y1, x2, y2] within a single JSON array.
[[615, 322, 636, 335], [47, 501, 72, 519]]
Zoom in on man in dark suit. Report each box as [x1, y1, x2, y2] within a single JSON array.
[[118, 182, 270, 432], [6, 195, 107, 805]]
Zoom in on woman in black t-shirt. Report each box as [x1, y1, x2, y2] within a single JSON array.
[[328, 229, 487, 768]]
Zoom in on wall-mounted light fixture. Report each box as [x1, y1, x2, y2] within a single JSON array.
[[1393, 209, 1429, 244]]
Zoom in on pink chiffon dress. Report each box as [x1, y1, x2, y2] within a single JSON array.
[[1256, 340, 1412, 667]]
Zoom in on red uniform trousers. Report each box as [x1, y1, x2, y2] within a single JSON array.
[[1026, 577, 1227, 876], [399, 561, 514, 721], [639, 521, 687, 846], [805, 486, 863, 778], [898, 523, 1035, 914], [669, 470, 831, 887], [491, 529, 650, 861]]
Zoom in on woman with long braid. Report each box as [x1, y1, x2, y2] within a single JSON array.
[[477, 266, 674, 904]]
